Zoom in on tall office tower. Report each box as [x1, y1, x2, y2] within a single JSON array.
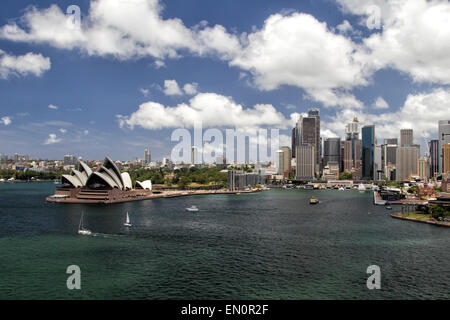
[[429, 139, 439, 176], [345, 117, 359, 140], [276, 150, 285, 176], [144, 148, 151, 164], [396, 147, 419, 181], [382, 143, 397, 180], [191, 146, 199, 164], [291, 127, 297, 158], [296, 145, 315, 180], [438, 120, 450, 173], [307, 108, 320, 173], [418, 157, 430, 181], [443, 144, 450, 173], [323, 138, 341, 168], [384, 138, 398, 145], [340, 140, 345, 172], [374, 145, 383, 180], [400, 129, 413, 147], [281, 146, 292, 179], [362, 125, 376, 180], [301, 116, 318, 173]]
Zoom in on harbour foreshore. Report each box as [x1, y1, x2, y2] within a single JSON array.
[[391, 213, 450, 227], [46, 188, 261, 204]]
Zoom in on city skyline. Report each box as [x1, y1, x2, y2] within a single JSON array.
[[0, 0, 450, 161]]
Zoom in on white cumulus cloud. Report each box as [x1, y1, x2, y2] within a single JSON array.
[[1, 116, 12, 126], [0, 49, 50, 79], [372, 97, 389, 109], [163, 79, 183, 96], [48, 104, 58, 110], [44, 133, 62, 145]]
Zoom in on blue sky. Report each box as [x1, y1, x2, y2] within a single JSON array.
[[0, 0, 449, 161]]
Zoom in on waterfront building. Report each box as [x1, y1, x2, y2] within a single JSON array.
[[444, 144, 450, 173], [362, 125, 375, 180], [400, 129, 413, 147], [429, 139, 440, 176], [322, 163, 340, 180], [439, 120, 450, 173], [296, 145, 315, 181], [281, 146, 292, 179], [396, 147, 419, 181], [144, 148, 151, 164], [323, 137, 341, 169], [228, 170, 266, 190], [418, 157, 430, 181], [276, 150, 284, 176]]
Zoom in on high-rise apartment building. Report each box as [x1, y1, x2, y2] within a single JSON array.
[[144, 148, 151, 164]]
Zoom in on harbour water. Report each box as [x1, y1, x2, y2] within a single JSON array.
[[0, 182, 449, 299]]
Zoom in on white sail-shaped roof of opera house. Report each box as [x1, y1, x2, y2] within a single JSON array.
[[61, 157, 151, 191]]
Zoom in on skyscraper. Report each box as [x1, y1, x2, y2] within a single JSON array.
[[396, 147, 419, 181], [296, 145, 315, 180], [382, 143, 397, 181], [323, 137, 341, 168], [429, 139, 439, 176], [291, 127, 297, 158], [144, 148, 151, 164], [280, 146, 292, 179], [362, 125, 375, 180], [400, 129, 413, 147], [276, 150, 284, 176], [345, 117, 359, 140], [438, 120, 450, 173], [307, 108, 320, 173], [343, 117, 362, 180], [443, 144, 450, 173], [301, 115, 318, 173]]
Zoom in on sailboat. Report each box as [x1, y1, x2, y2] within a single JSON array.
[[124, 212, 132, 227], [78, 212, 92, 236]]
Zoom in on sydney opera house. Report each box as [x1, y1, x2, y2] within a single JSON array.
[[46, 157, 153, 204]]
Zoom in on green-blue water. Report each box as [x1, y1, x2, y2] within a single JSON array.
[[0, 182, 449, 299]]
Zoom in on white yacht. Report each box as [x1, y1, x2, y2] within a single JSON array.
[[78, 212, 92, 236], [358, 183, 366, 191], [124, 212, 132, 227], [186, 205, 199, 212]]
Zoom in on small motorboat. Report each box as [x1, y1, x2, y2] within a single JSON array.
[[78, 212, 92, 236], [124, 212, 132, 227], [309, 197, 319, 205], [339, 187, 345, 191], [186, 205, 199, 212], [385, 206, 393, 210]]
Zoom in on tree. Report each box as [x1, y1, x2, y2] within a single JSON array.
[[339, 170, 352, 180], [178, 176, 191, 189]]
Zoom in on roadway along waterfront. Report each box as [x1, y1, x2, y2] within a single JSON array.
[[0, 182, 449, 299]]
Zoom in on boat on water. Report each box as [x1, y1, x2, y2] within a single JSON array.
[[309, 197, 319, 205], [339, 187, 345, 191], [385, 206, 393, 210], [78, 212, 92, 236], [186, 205, 199, 212], [124, 212, 132, 227], [358, 183, 366, 191]]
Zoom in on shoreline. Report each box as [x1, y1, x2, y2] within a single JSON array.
[[45, 188, 261, 204], [391, 213, 450, 228]]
